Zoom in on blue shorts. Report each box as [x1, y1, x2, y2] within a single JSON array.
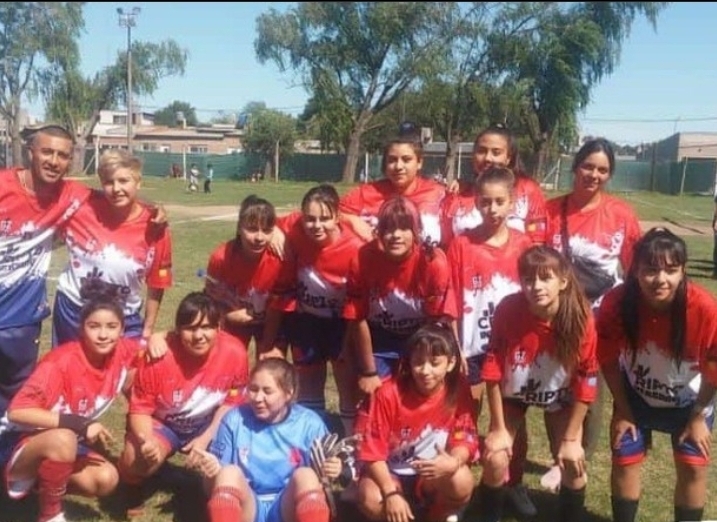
[[252, 490, 286, 522], [466, 354, 487, 386], [286, 312, 346, 365], [368, 326, 412, 379], [0, 323, 41, 417], [612, 382, 714, 466], [374, 354, 400, 379], [52, 290, 143, 348], [150, 419, 209, 456], [224, 321, 287, 350]]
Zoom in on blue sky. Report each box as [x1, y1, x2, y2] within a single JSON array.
[[25, 2, 717, 146]]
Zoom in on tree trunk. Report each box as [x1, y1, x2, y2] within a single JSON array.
[[535, 138, 550, 182], [443, 133, 461, 183], [341, 111, 372, 183], [10, 116, 21, 168]]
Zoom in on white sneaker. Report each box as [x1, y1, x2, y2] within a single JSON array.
[[505, 483, 537, 518], [540, 464, 562, 492], [45, 513, 67, 522]]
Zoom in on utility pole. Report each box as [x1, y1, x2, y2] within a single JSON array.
[[117, 7, 141, 150]]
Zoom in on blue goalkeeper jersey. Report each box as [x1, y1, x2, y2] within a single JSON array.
[[210, 403, 328, 495]]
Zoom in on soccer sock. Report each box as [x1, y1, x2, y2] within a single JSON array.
[[295, 488, 331, 522], [476, 481, 505, 522], [611, 496, 639, 522], [207, 486, 243, 522], [559, 485, 586, 522], [674, 505, 704, 522], [37, 459, 74, 522], [507, 426, 528, 486]]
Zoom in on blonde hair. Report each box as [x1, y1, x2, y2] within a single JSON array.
[[98, 149, 142, 183]]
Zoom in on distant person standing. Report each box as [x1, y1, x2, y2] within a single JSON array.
[[204, 163, 214, 194], [188, 163, 200, 192]]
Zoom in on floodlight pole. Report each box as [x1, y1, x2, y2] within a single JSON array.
[[118, 7, 141, 151]]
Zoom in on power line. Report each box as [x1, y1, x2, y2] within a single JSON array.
[[582, 116, 717, 123]]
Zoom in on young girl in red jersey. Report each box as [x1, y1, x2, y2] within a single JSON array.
[[596, 228, 717, 522], [441, 124, 547, 248], [259, 184, 366, 435], [343, 196, 457, 397], [355, 322, 478, 522], [203, 194, 285, 351], [447, 166, 533, 410], [340, 132, 446, 247], [478, 245, 599, 522], [117, 292, 249, 516], [0, 297, 139, 522]]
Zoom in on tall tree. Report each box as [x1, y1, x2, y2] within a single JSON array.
[[491, 2, 670, 178], [255, 2, 455, 182], [45, 39, 188, 158], [0, 2, 84, 164], [153, 101, 198, 127], [242, 108, 296, 181]]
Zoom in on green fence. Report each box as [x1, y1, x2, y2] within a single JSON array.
[[83, 150, 717, 195], [554, 156, 717, 195]]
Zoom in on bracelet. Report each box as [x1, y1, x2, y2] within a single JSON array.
[[383, 490, 403, 501], [58, 414, 90, 438], [361, 370, 379, 378]]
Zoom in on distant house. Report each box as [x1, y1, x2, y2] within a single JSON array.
[[640, 132, 717, 162], [84, 110, 245, 154]]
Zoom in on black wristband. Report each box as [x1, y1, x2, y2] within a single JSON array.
[[58, 414, 90, 437], [361, 370, 378, 378], [383, 490, 403, 501]]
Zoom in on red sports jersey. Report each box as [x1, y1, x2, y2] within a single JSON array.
[[596, 282, 717, 408], [4, 338, 140, 433], [129, 330, 248, 437], [344, 241, 457, 335], [441, 177, 547, 247], [545, 193, 642, 289], [481, 292, 599, 407], [339, 177, 446, 246], [206, 238, 284, 324], [57, 191, 173, 315], [358, 378, 479, 475], [270, 219, 366, 318], [447, 228, 533, 358], [0, 169, 90, 327]]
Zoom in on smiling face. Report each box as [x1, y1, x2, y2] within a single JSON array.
[[81, 308, 124, 365], [380, 226, 415, 260], [636, 255, 685, 310], [177, 313, 218, 359], [28, 132, 74, 189], [472, 133, 511, 175], [101, 167, 141, 210], [301, 201, 339, 246], [573, 151, 611, 198], [384, 143, 422, 192], [247, 368, 294, 424], [238, 221, 273, 257], [409, 350, 455, 396]]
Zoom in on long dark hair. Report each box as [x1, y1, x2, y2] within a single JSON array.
[[620, 227, 688, 368], [518, 246, 591, 371], [572, 138, 615, 177], [396, 322, 462, 406], [473, 124, 528, 178]]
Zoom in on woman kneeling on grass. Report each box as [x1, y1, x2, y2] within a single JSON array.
[[191, 357, 342, 522], [355, 322, 478, 522], [0, 297, 140, 522], [597, 227, 717, 522], [477, 245, 599, 522]]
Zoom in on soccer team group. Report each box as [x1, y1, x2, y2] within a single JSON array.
[[0, 122, 715, 522]]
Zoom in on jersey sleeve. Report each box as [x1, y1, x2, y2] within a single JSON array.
[[146, 226, 173, 289], [343, 250, 367, 320], [8, 353, 65, 411], [128, 358, 160, 415], [446, 379, 480, 462], [267, 248, 298, 312], [276, 210, 302, 234], [339, 186, 364, 215], [357, 387, 395, 462], [695, 289, 717, 387], [206, 244, 226, 282], [618, 206, 642, 272], [423, 249, 457, 319], [572, 316, 600, 403], [595, 287, 626, 367], [524, 181, 547, 245]]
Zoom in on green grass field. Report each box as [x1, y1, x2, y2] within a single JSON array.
[[2, 176, 717, 521]]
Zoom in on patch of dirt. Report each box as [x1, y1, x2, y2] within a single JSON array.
[[164, 204, 295, 223], [640, 220, 712, 236]]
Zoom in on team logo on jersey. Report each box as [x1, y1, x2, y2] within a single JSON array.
[[239, 446, 249, 465], [172, 389, 184, 406], [77, 398, 89, 414], [514, 347, 527, 365], [289, 447, 302, 467]]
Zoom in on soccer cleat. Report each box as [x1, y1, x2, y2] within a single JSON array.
[[505, 483, 538, 518]]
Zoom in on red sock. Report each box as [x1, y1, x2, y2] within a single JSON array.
[[295, 489, 330, 522], [37, 459, 74, 522], [207, 486, 243, 522], [508, 426, 528, 486]]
